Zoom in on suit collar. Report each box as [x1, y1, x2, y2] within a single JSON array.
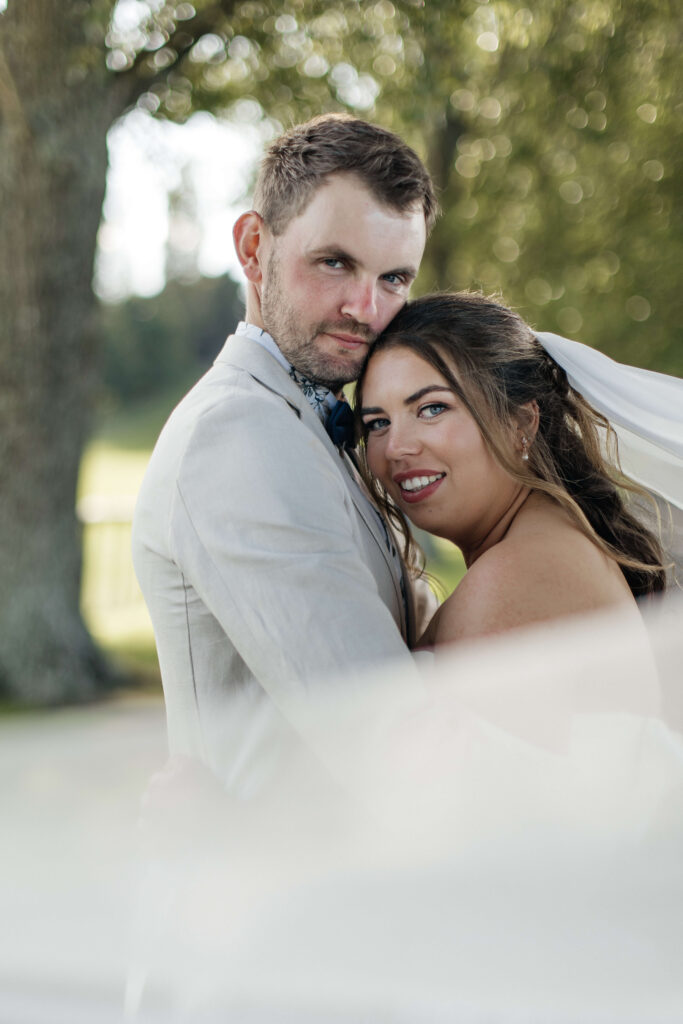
[[216, 331, 305, 407], [233, 321, 291, 373]]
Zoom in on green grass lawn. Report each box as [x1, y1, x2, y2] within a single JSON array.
[[79, 384, 465, 688]]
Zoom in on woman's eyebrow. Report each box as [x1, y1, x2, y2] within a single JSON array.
[[404, 385, 454, 405], [360, 385, 453, 416]]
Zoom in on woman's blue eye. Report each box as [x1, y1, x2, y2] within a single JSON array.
[[364, 417, 389, 433], [420, 403, 447, 419]]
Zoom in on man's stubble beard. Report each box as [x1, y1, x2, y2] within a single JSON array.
[[260, 250, 375, 391]]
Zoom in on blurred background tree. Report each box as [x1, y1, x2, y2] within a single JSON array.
[[101, 274, 243, 404], [377, 0, 682, 373], [0, 0, 680, 704]]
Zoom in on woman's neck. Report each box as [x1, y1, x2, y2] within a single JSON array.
[[461, 486, 533, 568]]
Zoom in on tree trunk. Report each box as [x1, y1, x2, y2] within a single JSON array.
[[425, 106, 464, 291], [0, 1, 121, 702]]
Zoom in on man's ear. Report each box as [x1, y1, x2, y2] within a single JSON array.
[[233, 211, 267, 283]]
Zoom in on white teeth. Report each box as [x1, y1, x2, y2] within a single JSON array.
[[399, 474, 444, 492]]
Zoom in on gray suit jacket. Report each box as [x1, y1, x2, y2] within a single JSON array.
[[132, 333, 432, 789]]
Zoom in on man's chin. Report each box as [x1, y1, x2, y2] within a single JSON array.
[[317, 338, 371, 384], [322, 358, 366, 390]]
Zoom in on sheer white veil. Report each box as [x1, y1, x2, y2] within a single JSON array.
[[4, 597, 682, 1023], [536, 331, 683, 586]]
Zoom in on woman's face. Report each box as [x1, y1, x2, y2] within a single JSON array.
[[360, 346, 523, 556]]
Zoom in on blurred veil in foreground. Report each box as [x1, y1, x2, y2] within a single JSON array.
[[2, 594, 683, 1024]]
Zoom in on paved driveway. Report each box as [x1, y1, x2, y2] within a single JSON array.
[[0, 695, 167, 1021]]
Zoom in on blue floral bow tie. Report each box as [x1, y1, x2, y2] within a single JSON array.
[[326, 398, 357, 449], [288, 367, 330, 417], [289, 366, 356, 449]]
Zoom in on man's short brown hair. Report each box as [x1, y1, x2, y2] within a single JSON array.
[[252, 113, 438, 236]]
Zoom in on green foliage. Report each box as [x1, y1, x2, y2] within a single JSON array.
[[101, 0, 681, 374], [99, 273, 243, 404], [373, 0, 682, 373]]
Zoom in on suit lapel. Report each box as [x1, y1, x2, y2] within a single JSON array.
[[338, 448, 411, 641], [216, 334, 408, 634]]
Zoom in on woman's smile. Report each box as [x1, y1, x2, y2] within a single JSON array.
[[393, 469, 446, 502]]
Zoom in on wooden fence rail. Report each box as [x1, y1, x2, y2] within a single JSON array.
[[77, 496, 142, 611]]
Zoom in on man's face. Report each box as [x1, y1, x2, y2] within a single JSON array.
[[258, 174, 427, 391]]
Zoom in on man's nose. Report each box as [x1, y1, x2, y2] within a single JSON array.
[[341, 279, 378, 326]]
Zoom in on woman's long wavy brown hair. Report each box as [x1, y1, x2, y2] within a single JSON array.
[[354, 292, 667, 597]]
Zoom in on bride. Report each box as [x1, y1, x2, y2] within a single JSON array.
[[355, 291, 673, 646]]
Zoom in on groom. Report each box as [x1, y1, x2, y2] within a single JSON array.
[[132, 115, 438, 790]]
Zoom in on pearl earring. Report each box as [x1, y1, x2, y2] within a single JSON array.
[[521, 435, 529, 461]]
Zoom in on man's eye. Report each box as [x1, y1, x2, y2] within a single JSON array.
[[322, 258, 344, 269], [364, 417, 390, 433], [382, 272, 406, 286], [420, 403, 447, 419]]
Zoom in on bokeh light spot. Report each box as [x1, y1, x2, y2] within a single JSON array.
[[557, 307, 583, 335], [455, 155, 480, 179], [492, 134, 512, 157], [625, 296, 651, 321], [477, 32, 499, 52], [608, 142, 630, 164], [228, 36, 252, 60], [559, 181, 584, 204], [566, 107, 588, 129], [480, 97, 502, 120], [493, 237, 520, 263], [586, 90, 607, 110], [373, 54, 397, 76], [565, 33, 586, 51], [190, 34, 225, 63], [458, 198, 479, 220], [107, 50, 132, 72], [275, 14, 297, 33], [642, 160, 664, 181], [588, 111, 607, 131], [525, 278, 553, 304], [450, 89, 476, 111], [636, 103, 657, 123], [302, 55, 329, 77]]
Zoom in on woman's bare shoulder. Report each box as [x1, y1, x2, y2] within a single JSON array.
[[431, 522, 633, 647]]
